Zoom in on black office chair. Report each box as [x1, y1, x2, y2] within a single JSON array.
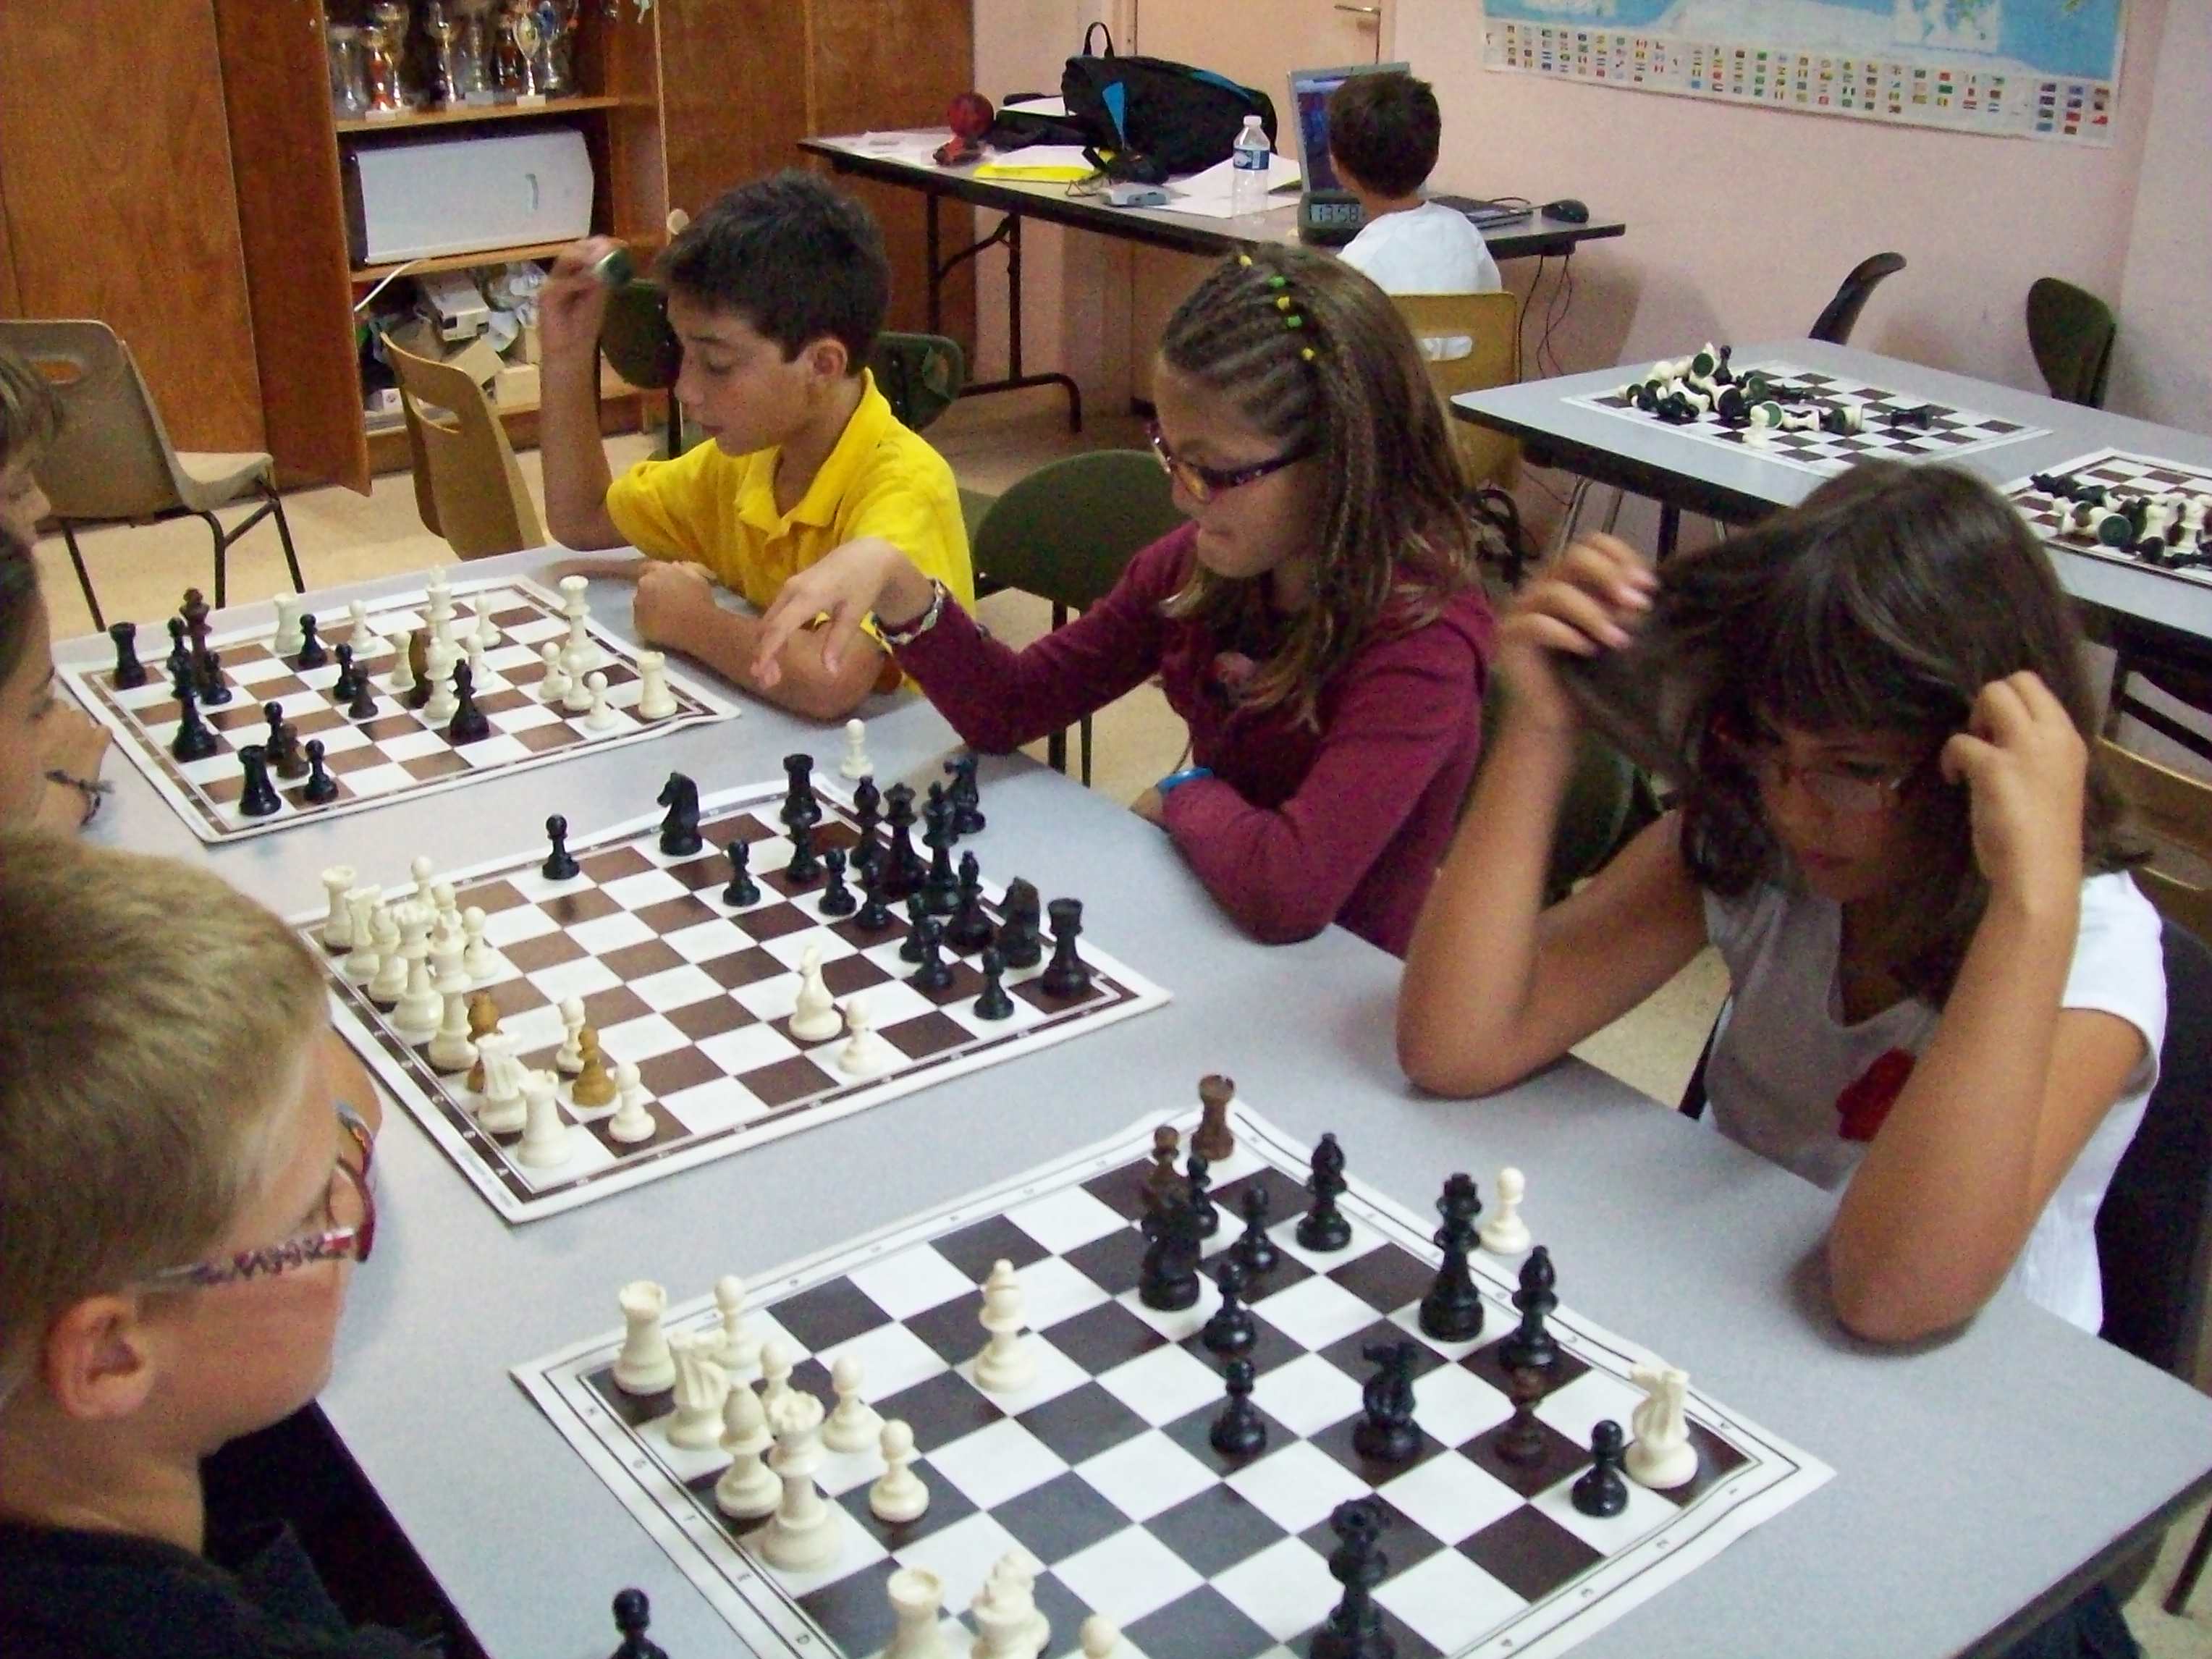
[[1807, 253, 1907, 346], [2027, 276, 2118, 409]]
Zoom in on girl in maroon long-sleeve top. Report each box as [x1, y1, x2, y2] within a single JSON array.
[[751, 247, 1495, 957]]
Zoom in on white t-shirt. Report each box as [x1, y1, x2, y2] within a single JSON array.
[[1338, 201, 1504, 297], [1702, 871, 2166, 1334]]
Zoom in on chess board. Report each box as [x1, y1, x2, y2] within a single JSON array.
[[1565, 359, 2048, 477], [62, 575, 738, 843], [517, 1106, 1831, 1659], [307, 780, 1169, 1223], [2004, 448, 2212, 590]]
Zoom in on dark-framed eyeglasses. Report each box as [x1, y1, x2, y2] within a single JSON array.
[[1725, 735, 1929, 816], [1146, 422, 1314, 505]]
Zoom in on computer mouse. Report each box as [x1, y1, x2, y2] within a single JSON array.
[[1542, 198, 1590, 224]]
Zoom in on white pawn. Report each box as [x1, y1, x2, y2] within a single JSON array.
[[714, 1382, 781, 1519], [869, 1419, 929, 1524], [272, 595, 305, 657], [1480, 1167, 1532, 1256], [394, 932, 442, 1041], [1079, 1615, 1126, 1658], [342, 887, 382, 982], [422, 640, 459, 722], [464, 629, 488, 685], [974, 1259, 1034, 1393], [839, 716, 871, 780], [554, 996, 587, 1074], [426, 984, 477, 1074], [759, 1389, 840, 1572], [606, 1061, 656, 1144], [384, 632, 416, 696], [347, 599, 378, 653], [757, 1338, 795, 1417], [431, 879, 461, 938], [635, 649, 677, 719], [885, 1566, 950, 1659], [460, 906, 499, 980], [368, 906, 408, 1003], [583, 671, 620, 733], [474, 1033, 525, 1132], [665, 1329, 731, 1450], [822, 1352, 883, 1453], [512, 1069, 573, 1168], [1626, 1360, 1698, 1490], [321, 866, 358, 950], [561, 646, 595, 713], [711, 1274, 760, 1373], [612, 1279, 675, 1393], [537, 641, 570, 704], [835, 996, 898, 1078], [472, 601, 499, 653], [788, 943, 843, 1042]]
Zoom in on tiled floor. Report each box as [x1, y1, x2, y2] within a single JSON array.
[[27, 390, 2208, 1654]]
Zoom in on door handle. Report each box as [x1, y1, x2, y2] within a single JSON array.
[[1334, 4, 1382, 12]]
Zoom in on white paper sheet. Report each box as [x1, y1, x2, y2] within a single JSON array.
[[1162, 151, 1303, 218]]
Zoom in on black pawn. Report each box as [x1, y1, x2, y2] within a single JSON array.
[[1296, 1132, 1352, 1251], [779, 751, 821, 829], [1310, 1500, 1392, 1659], [1494, 1365, 1550, 1467], [1233, 1184, 1278, 1279], [850, 776, 882, 875], [263, 704, 305, 780], [1200, 1257, 1255, 1357], [1351, 1340, 1420, 1465], [1571, 1420, 1630, 1518], [657, 771, 702, 857], [997, 878, 1043, 968], [193, 640, 232, 706], [347, 667, 379, 720], [294, 612, 326, 669], [920, 793, 959, 915], [884, 783, 925, 896], [945, 752, 985, 835], [300, 738, 338, 803], [542, 813, 580, 881], [1039, 897, 1092, 998], [721, 838, 759, 907], [1418, 1173, 1485, 1343], [169, 684, 218, 761], [854, 860, 893, 932], [816, 847, 856, 916], [906, 917, 953, 992], [1139, 1188, 1204, 1312], [445, 662, 490, 743], [946, 852, 993, 953], [109, 620, 146, 688], [898, 893, 931, 962], [1209, 1356, 1266, 1458], [785, 819, 821, 883], [166, 616, 192, 692], [608, 1587, 667, 1659], [330, 643, 362, 702], [1186, 1150, 1218, 1238], [1497, 1246, 1560, 1372], [971, 946, 1014, 1020], [236, 743, 283, 817]]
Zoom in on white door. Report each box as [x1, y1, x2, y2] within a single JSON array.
[[1128, 0, 1390, 83]]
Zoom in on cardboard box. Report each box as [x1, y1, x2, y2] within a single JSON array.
[[494, 363, 541, 408]]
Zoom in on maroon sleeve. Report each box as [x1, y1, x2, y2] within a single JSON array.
[[1159, 621, 1485, 943], [892, 528, 1191, 753]]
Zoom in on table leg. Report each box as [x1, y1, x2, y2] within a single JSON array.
[[932, 208, 1082, 431], [1658, 502, 1682, 562], [926, 194, 942, 336]]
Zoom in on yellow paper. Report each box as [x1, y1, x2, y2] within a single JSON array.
[[973, 161, 1096, 182]]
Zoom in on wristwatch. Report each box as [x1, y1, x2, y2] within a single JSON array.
[[876, 578, 949, 648]]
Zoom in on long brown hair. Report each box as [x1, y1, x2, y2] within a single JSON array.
[[1156, 245, 1480, 726]]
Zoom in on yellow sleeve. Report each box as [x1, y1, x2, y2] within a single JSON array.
[[837, 441, 976, 609], [604, 446, 725, 564]]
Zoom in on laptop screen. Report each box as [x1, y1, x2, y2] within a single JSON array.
[[1289, 61, 1411, 193]]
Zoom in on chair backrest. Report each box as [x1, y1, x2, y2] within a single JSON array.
[[2099, 738, 2212, 941], [969, 450, 1186, 612], [2027, 276, 2117, 408], [2097, 919, 2212, 1379], [0, 318, 193, 519], [1390, 292, 1521, 489], [870, 333, 968, 434], [596, 279, 683, 391], [1807, 252, 1907, 346], [383, 342, 544, 558]]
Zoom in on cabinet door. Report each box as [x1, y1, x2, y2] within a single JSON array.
[[655, 0, 809, 222]]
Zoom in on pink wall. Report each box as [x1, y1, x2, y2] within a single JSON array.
[[2108, 3, 2210, 431]]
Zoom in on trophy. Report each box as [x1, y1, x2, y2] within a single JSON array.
[[361, 2, 411, 115], [326, 23, 369, 119], [424, 1, 462, 106], [454, 0, 498, 103], [534, 0, 581, 96], [499, 0, 544, 101]]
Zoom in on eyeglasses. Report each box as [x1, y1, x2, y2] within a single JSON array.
[[143, 1104, 377, 1291], [1146, 422, 1313, 505], [1728, 738, 1926, 816]]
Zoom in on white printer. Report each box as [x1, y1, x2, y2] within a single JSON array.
[[345, 128, 594, 266]]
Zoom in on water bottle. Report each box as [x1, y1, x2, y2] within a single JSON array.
[[1231, 114, 1271, 217]]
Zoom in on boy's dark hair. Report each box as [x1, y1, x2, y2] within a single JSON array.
[[0, 344, 62, 472], [659, 171, 890, 373], [1326, 72, 1441, 200], [0, 529, 40, 691], [1648, 461, 2133, 1005]]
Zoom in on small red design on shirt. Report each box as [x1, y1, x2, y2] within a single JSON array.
[[1834, 1048, 1915, 1142], [1209, 650, 1258, 697]]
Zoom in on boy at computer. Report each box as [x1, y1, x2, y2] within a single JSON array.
[[537, 171, 974, 722], [1326, 72, 1501, 297]]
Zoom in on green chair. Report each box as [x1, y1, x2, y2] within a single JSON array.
[[1472, 677, 1651, 902], [869, 332, 966, 432], [2027, 276, 2116, 408], [596, 279, 688, 457], [968, 450, 1186, 782]]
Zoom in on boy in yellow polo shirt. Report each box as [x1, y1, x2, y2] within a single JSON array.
[[538, 172, 972, 720]]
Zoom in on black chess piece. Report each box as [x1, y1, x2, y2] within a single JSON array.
[[1571, 1420, 1630, 1518], [542, 813, 581, 880], [1296, 1132, 1352, 1251], [445, 662, 491, 743], [1209, 1356, 1266, 1458], [263, 704, 306, 780], [405, 630, 433, 710], [920, 793, 959, 915], [1233, 1184, 1278, 1278], [924, 780, 955, 842], [180, 586, 211, 654], [1039, 897, 1092, 998], [1494, 1364, 1550, 1468], [1352, 1340, 1420, 1465], [971, 946, 1014, 1020], [816, 847, 856, 916], [784, 819, 822, 883], [347, 667, 379, 719], [300, 738, 338, 803], [996, 878, 1042, 969], [607, 1587, 668, 1659], [1139, 1188, 1204, 1312], [169, 684, 218, 761], [1200, 1257, 1255, 1358], [331, 643, 362, 702], [898, 893, 931, 963], [882, 782, 924, 895], [294, 612, 327, 669], [166, 616, 193, 692], [1497, 1245, 1560, 1372], [193, 638, 232, 707], [1310, 1499, 1393, 1659], [721, 838, 760, 907], [657, 771, 702, 856], [1419, 1173, 1485, 1343], [850, 775, 882, 876], [854, 859, 893, 932], [945, 752, 985, 835], [946, 852, 993, 952], [906, 917, 953, 992], [779, 751, 821, 829], [236, 743, 284, 817], [109, 620, 146, 688], [1185, 1150, 1218, 1238], [1144, 1126, 1183, 1208]]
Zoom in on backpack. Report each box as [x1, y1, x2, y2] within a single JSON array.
[[1060, 24, 1278, 181]]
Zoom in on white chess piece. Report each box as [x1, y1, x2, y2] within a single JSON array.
[[561, 646, 595, 713], [1480, 1167, 1532, 1256], [273, 595, 305, 657], [558, 574, 606, 672], [342, 887, 382, 982], [431, 881, 462, 940], [460, 906, 499, 980], [512, 1070, 573, 1168], [714, 1383, 780, 1519], [554, 997, 587, 1074], [839, 716, 872, 780], [869, 1419, 929, 1524], [425, 565, 452, 623], [384, 632, 416, 696], [537, 641, 570, 704], [321, 866, 358, 950], [987, 1549, 1050, 1654], [465, 629, 488, 684], [1625, 1361, 1698, 1490], [347, 599, 377, 653], [974, 1259, 1035, 1393], [822, 1353, 884, 1453], [423, 639, 459, 722], [710, 1275, 760, 1373], [758, 1389, 840, 1571], [612, 1280, 675, 1393], [885, 1566, 950, 1659], [635, 649, 677, 719], [970, 1550, 1047, 1659], [606, 1061, 656, 1145], [1078, 1615, 1125, 1658], [835, 996, 897, 1078], [583, 671, 619, 733], [665, 1329, 732, 1449], [473, 1033, 525, 1133], [394, 933, 442, 1041], [368, 906, 408, 1002], [788, 943, 843, 1042], [757, 1338, 795, 1417], [472, 602, 499, 653], [426, 978, 477, 1073]]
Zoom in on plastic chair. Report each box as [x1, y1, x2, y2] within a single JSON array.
[[0, 318, 303, 628], [595, 279, 688, 459], [384, 342, 545, 559], [2100, 611, 2212, 772], [2027, 276, 2117, 408], [1390, 292, 1521, 489], [1807, 253, 1907, 346], [2100, 739, 2212, 944], [869, 332, 967, 434], [968, 449, 1185, 782], [1473, 676, 1647, 901]]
